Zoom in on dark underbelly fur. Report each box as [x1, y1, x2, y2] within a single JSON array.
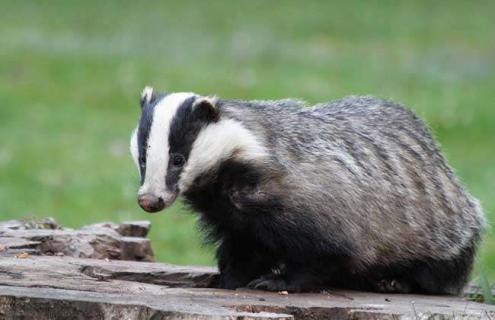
[[183, 160, 476, 295]]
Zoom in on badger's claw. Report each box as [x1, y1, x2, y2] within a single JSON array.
[[246, 275, 271, 289], [247, 274, 309, 292], [376, 279, 411, 293], [247, 277, 290, 291]]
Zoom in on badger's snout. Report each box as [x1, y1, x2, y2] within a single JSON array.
[[138, 193, 165, 212], [138, 191, 177, 213]]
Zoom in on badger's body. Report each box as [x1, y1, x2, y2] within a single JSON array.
[[130, 88, 485, 294]]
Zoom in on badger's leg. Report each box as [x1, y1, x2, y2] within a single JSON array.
[[246, 258, 342, 292], [216, 238, 273, 290], [368, 245, 475, 295], [408, 251, 474, 295]]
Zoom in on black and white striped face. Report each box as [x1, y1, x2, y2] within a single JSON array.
[[130, 87, 267, 213], [130, 87, 218, 212]]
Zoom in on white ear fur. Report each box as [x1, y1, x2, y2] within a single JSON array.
[[193, 96, 218, 109], [141, 86, 154, 105], [192, 96, 219, 121]]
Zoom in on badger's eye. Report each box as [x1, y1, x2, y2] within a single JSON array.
[[171, 154, 185, 167]]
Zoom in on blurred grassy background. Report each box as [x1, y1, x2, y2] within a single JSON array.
[[0, 1, 494, 281]]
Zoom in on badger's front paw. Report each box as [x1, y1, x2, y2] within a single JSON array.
[[247, 275, 304, 292], [247, 277, 287, 291]]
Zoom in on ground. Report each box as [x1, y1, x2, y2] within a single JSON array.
[[0, 1, 494, 282]]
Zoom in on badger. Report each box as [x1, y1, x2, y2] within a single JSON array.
[[130, 86, 485, 294]]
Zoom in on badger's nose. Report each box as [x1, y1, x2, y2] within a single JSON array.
[[138, 194, 165, 213]]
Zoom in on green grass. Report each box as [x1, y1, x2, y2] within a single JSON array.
[[1, 1, 494, 281]]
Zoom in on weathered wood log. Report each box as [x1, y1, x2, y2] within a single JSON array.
[[81, 220, 151, 238], [0, 218, 154, 261], [0, 255, 494, 319], [0, 219, 493, 319]]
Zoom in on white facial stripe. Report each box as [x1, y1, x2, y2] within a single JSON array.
[[130, 128, 139, 168], [178, 118, 268, 192], [140, 92, 196, 197]]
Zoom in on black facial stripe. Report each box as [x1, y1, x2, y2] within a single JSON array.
[[137, 93, 168, 185], [166, 96, 209, 191]]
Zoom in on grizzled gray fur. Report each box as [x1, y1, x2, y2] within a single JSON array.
[[132, 91, 485, 294]]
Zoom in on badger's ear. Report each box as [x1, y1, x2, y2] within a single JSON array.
[[140, 86, 154, 109], [193, 96, 219, 122]]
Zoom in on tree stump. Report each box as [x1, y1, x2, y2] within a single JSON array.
[[0, 218, 153, 261], [0, 219, 494, 319]]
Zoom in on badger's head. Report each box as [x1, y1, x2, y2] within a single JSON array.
[[130, 86, 266, 213]]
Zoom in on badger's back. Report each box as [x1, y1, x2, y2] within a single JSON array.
[[221, 96, 484, 273]]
